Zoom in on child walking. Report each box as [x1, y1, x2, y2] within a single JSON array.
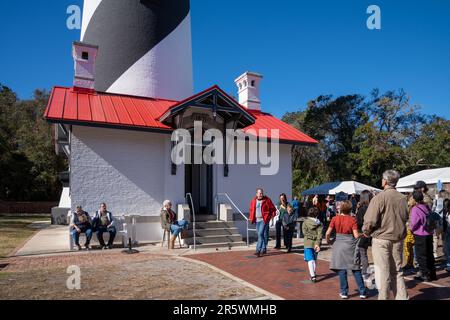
[[302, 207, 323, 282]]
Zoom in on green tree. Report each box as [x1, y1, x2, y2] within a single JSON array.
[[283, 94, 368, 195], [352, 89, 427, 186], [406, 116, 450, 170], [283, 89, 437, 193], [0, 85, 66, 201]]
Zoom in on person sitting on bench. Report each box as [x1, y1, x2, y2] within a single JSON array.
[[160, 200, 189, 249], [92, 203, 116, 250], [70, 206, 93, 251]]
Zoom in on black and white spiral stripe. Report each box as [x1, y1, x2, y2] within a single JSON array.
[[81, 0, 193, 100]]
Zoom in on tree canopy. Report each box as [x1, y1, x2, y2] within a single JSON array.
[[283, 89, 450, 196], [0, 84, 66, 201]]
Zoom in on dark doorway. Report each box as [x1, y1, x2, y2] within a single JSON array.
[[185, 145, 214, 215]]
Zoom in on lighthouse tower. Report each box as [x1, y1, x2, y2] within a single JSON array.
[[80, 0, 194, 101]]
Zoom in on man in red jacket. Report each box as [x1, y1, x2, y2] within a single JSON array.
[[249, 188, 277, 257]]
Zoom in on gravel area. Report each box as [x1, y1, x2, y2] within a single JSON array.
[[0, 253, 266, 300]]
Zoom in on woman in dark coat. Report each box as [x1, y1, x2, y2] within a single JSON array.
[[356, 190, 372, 278], [274, 193, 289, 249]]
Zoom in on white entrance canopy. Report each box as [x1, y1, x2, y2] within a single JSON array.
[[396, 167, 450, 193], [302, 181, 381, 196]]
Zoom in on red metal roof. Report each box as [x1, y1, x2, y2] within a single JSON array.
[[44, 87, 176, 131], [44, 86, 317, 145], [244, 111, 318, 145]]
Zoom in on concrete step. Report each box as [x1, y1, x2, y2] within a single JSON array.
[[189, 241, 248, 249], [194, 221, 236, 229], [194, 215, 218, 222], [185, 227, 240, 237], [184, 234, 243, 245]]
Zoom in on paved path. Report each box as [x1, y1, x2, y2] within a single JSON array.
[[13, 225, 69, 256], [188, 248, 450, 300]]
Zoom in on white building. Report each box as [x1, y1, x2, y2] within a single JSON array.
[[45, 1, 317, 246]]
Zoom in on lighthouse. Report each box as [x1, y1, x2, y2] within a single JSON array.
[[80, 0, 194, 101]]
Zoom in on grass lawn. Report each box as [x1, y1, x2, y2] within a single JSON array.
[[0, 215, 50, 258]]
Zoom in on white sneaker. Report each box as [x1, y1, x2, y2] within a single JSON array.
[[360, 295, 367, 299], [339, 293, 348, 299]]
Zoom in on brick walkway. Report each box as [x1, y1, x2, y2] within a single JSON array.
[[188, 248, 450, 300]]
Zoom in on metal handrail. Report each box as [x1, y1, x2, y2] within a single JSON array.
[[185, 193, 196, 251], [214, 193, 256, 247]]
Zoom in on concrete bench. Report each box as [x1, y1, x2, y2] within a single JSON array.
[[68, 213, 128, 250]]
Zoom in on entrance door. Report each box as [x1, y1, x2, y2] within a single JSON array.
[[185, 145, 214, 215]]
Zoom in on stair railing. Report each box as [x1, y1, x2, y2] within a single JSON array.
[[186, 193, 196, 251], [214, 193, 256, 247]]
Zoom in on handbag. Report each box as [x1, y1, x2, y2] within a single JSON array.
[[358, 236, 371, 249], [180, 229, 189, 239]]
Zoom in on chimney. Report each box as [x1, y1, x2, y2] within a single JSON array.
[[234, 71, 263, 111], [72, 41, 98, 91]]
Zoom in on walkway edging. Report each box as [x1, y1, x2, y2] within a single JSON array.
[[177, 256, 285, 301]]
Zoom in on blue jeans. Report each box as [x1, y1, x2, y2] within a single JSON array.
[[256, 221, 269, 253], [96, 226, 117, 246], [275, 220, 287, 248], [337, 269, 366, 296], [170, 220, 189, 237], [71, 227, 93, 246]]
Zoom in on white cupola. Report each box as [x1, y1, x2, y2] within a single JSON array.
[[72, 41, 99, 91], [234, 71, 263, 111]]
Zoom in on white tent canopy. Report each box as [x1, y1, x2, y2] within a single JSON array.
[[301, 181, 381, 196], [396, 167, 450, 193]]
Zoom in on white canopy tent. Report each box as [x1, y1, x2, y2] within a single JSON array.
[[301, 181, 381, 196], [396, 167, 450, 193]]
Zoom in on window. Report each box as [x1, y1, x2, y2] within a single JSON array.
[[251, 80, 255, 87], [81, 51, 89, 60]]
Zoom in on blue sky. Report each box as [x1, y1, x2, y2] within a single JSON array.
[[0, 0, 449, 119]]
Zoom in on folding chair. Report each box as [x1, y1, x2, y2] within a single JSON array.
[[161, 228, 182, 249]]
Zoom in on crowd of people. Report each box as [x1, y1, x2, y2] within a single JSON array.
[[69, 170, 449, 300], [248, 170, 450, 300]]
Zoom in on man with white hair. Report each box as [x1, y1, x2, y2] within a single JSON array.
[[363, 170, 409, 300], [160, 200, 189, 249]]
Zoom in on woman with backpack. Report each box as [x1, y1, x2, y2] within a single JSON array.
[[409, 190, 437, 281]]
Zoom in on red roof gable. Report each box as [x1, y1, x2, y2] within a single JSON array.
[[44, 87, 318, 145]]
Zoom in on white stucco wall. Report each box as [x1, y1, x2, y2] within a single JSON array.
[[216, 143, 292, 213], [70, 126, 185, 217], [69, 126, 293, 240]]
